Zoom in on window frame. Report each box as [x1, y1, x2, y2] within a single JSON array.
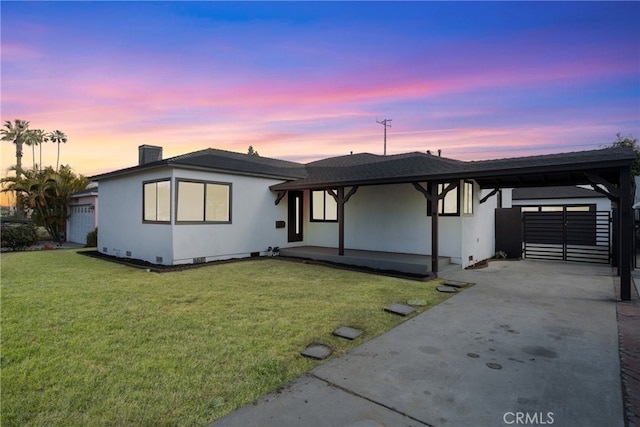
[[310, 189, 339, 222], [463, 181, 474, 215], [427, 181, 460, 217], [175, 179, 232, 224], [142, 178, 171, 224]]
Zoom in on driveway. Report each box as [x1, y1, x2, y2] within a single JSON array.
[[212, 260, 623, 427]]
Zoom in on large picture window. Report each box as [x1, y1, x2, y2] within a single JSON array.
[[311, 190, 338, 221], [176, 180, 231, 223], [143, 179, 171, 223]]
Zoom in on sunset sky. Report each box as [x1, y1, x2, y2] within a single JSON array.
[[2, 1, 639, 186]]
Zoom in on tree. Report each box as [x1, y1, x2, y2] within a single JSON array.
[[1, 165, 89, 244], [247, 145, 260, 157], [25, 128, 46, 171], [610, 133, 639, 176], [1, 119, 30, 217], [1, 119, 30, 179], [48, 129, 68, 171]]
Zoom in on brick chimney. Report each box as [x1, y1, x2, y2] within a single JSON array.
[[138, 145, 163, 165]]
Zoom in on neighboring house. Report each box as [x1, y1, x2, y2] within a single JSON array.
[[67, 185, 98, 244], [505, 186, 611, 212], [91, 145, 635, 291]]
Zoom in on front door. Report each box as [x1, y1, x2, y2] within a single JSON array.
[[288, 191, 303, 242]]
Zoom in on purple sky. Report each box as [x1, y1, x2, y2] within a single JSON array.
[[1, 1, 639, 180]]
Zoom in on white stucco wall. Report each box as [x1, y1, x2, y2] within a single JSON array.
[[170, 170, 289, 264], [460, 186, 498, 267], [301, 182, 496, 267], [98, 168, 174, 264]]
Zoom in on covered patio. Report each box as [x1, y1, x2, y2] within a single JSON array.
[[279, 246, 459, 276], [271, 147, 636, 299]]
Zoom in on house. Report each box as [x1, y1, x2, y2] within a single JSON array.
[[506, 185, 611, 212], [92, 145, 499, 273], [91, 145, 636, 299], [67, 185, 98, 244]]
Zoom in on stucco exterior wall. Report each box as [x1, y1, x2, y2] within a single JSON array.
[[98, 168, 174, 264], [170, 170, 289, 264], [300, 182, 496, 267], [460, 186, 498, 266]]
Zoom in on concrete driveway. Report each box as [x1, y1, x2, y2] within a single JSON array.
[[212, 260, 623, 427]]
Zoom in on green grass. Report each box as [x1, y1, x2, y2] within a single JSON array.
[[1, 250, 453, 426]]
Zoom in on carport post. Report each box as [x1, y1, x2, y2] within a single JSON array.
[[620, 166, 632, 301]]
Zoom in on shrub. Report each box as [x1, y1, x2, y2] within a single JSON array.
[[85, 227, 98, 248], [1, 223, 39, 251]]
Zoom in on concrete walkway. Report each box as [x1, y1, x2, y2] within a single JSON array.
[[211, 260, 624, 427]]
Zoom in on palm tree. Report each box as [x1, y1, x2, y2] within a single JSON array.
[[24, 129, 46, 171], [1, 119, 30, 179], [1, 119, 30, 217], [29, 129, 46, 171], [1, 165, 89, 244], [48, 130, 67, 171]]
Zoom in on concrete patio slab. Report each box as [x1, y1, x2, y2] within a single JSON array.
[[210, 260, 624, 427]]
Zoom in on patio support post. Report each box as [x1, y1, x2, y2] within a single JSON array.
[[432, 198, 439, 275], [412, 182, 440, 275], [619, 165, 632, 301], [328, 186, 359, 256]]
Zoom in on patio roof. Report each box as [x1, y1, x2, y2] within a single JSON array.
[[269, 147, 635, 191]]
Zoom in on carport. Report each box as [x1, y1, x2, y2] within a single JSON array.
[[272, 147, 636, 300], [467, 148, 635, 300]]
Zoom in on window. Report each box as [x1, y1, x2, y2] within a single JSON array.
[[176, 180, 231, 223], [428, 182, 460, 216], [311, 190, 338, 221], [463, 181, 474, 215], [143, 179, 171, 223]]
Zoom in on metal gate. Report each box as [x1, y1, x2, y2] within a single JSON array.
[[523, 211, 611, 263]]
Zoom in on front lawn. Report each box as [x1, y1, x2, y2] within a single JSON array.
[[1, 250, 452, 426]]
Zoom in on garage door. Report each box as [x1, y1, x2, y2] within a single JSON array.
[[68, 205, 95, 244]]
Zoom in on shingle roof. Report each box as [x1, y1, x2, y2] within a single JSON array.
[[92, 145, 635, 191], [512, 186, 606, 200], [92, 147, 307, 181], [270, 147, 635, 191]]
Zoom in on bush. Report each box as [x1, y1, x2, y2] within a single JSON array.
[[85, 228, 98, 248], [1, 223, 39, 251]]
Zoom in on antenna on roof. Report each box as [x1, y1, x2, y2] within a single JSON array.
[[376, 118, 392, 155]]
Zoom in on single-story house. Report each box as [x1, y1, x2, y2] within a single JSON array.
[[91, 144, 636, 299], [66, 185, 98, 244]]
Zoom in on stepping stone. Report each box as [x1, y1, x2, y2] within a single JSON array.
[[407, 298, 428, 306], [333, 327, 363, 340], [384, 303, 416, 316], [444, 280, 473, 288], [301, 343, 333, 360], [437, 285, 457, 293]]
